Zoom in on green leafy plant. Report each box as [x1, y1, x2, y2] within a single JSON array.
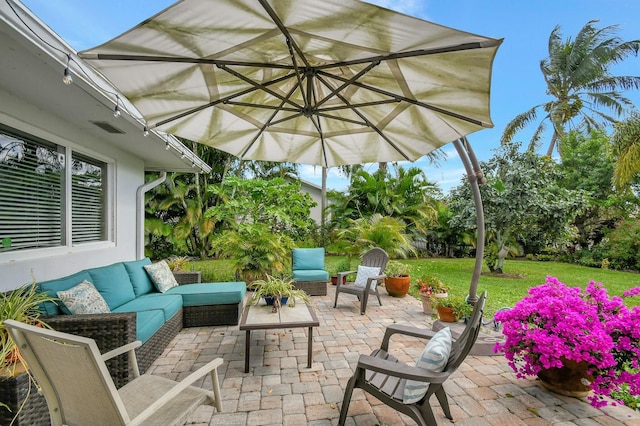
[[166, 256, 190, 272], [0, 280, 56, 377], [331, 258, 352, 276], [247, 275, 313, 308], [385, 260, 410, 277], [432, 294, 472, 319]]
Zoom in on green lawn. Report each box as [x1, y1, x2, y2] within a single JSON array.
[[191, 257, 640, 317]]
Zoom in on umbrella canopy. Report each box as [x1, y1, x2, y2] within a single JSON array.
[[79, 0, 502, 168]]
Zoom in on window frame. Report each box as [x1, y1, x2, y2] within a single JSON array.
[[0, 120, 115, 263]]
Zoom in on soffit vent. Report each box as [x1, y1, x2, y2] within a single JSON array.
[[90, 121, 125, 134]]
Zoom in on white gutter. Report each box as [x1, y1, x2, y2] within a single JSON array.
[[136, 172, 167, 259]]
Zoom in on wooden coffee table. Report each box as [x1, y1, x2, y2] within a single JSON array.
[[239, 297, 319, 373]]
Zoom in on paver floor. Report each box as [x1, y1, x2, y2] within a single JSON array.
[[147, 284, 640, 425]]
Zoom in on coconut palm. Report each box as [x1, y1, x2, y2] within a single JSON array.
[[501, 20, 640, 156], [612, 112, 640, 189]]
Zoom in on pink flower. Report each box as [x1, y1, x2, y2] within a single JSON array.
[[494, 276, 640, 407]]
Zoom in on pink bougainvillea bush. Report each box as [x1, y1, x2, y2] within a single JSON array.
[[494, 276, 640, 407]]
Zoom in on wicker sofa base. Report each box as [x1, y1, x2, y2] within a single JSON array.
[[184, 302, 243, 327], [293, 280, 328, 296]]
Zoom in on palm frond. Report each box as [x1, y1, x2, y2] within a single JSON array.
[[501, 106, 544, 144]]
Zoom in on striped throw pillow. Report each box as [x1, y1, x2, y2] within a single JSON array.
[[402, 327, 452, 404]]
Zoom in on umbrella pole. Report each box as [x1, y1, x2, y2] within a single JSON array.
[[321, 166, 327, 245], [452, 137, 486, 305]]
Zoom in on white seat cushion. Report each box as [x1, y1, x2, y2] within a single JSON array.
[[403, 327, 452, 404], [353, 265, 381, 290]]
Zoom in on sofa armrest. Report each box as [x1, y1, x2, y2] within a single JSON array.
[[174, 271, 202, 285], [43, 312, 137, 353], [43, 312, 138, 388]]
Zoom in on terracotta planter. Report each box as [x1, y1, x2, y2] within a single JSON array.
[[421, 292, 448, 315], [537, 358, 593, 397], [384, 275, 411, 297], [330, 275, 346, 285], [436, 306, 457, 322]]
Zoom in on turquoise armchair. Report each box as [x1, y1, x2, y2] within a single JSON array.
[[292, 248, 329, 296]]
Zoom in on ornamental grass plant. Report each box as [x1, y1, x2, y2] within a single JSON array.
[[494, 276, 640, 407]]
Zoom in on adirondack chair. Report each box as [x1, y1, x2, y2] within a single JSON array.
[[4, 320, 223, 426], [338, 291, 487, 426], [333, 247, 389, 315]]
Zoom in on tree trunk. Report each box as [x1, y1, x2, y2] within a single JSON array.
[[496, 245, 509, 273]]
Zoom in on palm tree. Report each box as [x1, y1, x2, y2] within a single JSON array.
[[612, 112, 640, 189], [501, 20, 640, 156]]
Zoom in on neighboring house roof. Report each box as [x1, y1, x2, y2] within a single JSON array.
[[0, 1, 210, 173]]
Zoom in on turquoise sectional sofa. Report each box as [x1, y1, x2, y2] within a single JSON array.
[[36, 258, 246, 386]]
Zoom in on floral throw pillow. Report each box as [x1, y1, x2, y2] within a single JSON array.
[[57, 280, 111, 315], [403, 327, 452, 404], [143, 260, 179, 293], [353, 265, 381, 290]]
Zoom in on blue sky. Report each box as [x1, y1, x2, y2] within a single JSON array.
[[20, 0, 640, 193]]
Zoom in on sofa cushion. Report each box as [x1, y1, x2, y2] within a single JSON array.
[[114, 294, 183, 322], [87, 263, 136, 310], [143, 260, 179, 293], [292, 270, 329, 282], [57, 280, 111, 315], [123, 258, 154, 297], [134, 309, 166, 344], [292, 248, 325, 271], [165, 282, 246, 307], [38, 270, 93, 315]]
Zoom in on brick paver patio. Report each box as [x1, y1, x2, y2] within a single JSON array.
[[147, 284, 640, 425]]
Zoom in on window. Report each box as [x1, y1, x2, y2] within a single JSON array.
[[0, 125, 108, 252]]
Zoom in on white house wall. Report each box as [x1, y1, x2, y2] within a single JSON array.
[[0, 88, 143, 292]]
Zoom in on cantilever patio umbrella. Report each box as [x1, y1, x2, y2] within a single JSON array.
[[79, 0, 502, 302]]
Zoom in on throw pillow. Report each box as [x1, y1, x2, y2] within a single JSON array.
[[143, 260, 179, 293], [56, 280, 111, 315], [403, 327, 452, 404], [353, 265, 381, 290]]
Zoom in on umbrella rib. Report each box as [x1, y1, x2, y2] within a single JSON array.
[[314, 39, 502, 71], [225, 101, 298, 112], [315, 112, 367, 126], [315, 74, 411, 161], [79, 53, 296, 70], [218, 64, 303, 110], [258, 0, 311, 69], [239, 78, 302, 158], [151, 71, 297, 128], [315, 60, 380, 108], [318, 99, 401, 112], [317, 70, 488, 127]]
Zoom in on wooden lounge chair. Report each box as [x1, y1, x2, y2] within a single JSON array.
[[333, 247, 389, 315], [338, 291, 487, 426], [4, 320, 223, 426]]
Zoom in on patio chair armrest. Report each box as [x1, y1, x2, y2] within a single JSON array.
[[336, 270, 357, 279], [130, 357, 224, 424], [102, 341, 142, 360], [380, 324, 437, 351], [356, 354, 449, 384], [102, 341, 143, 378]]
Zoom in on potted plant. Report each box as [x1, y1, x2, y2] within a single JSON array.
[[247, 275, 314, 311], [383, 260, 411, 297], [166, 256, 201, 284], [330, 258, 351, 285], [414, 275, 449, 315], [432, 294, 471, 323], [0, 280, 56, 425], [494, 276, 640, 408]]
